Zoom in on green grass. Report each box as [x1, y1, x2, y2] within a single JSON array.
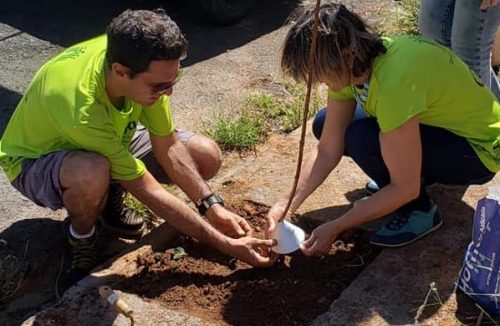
[[202, 108, 266, 151], [278, 80, 323, 133], [245, 93, 282, 119], [377, 0, 420, 36], [203, 79, 325, 151], [121, 185, 186, 230], [123, 193, 161, 230], [123, 194, 150, 217]]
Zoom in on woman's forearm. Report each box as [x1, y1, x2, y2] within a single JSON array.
[[286, 145, 344, 213], [334, 182, 418, 232]]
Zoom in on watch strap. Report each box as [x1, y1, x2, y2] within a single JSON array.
[[196, 194, 224, 215]]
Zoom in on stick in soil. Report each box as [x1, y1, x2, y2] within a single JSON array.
[[280, 0, 322, 222]]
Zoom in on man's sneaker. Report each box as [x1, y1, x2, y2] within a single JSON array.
[[100, 185, 145, 237], [369, 202, 443, 247], [365, 179, 380, 195], [55, 231, 97, 299]]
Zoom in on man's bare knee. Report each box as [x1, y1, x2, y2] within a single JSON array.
[[186, 135, 222, 180], [61, 151, 110, 193]]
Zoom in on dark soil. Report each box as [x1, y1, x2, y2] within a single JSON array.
[[119, 200, 380, 325]]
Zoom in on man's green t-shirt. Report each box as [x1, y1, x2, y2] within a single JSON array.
[[329, 35, 500, 172], [0, 35, 175, 182]]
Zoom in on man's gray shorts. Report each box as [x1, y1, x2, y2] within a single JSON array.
[[11, 126, 195, 210]]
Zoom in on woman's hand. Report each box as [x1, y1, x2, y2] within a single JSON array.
[[265, 200, 294, 239]]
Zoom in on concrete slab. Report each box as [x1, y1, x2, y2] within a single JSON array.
[[23, 289, 209, 326], [311, 183, 499, 326]]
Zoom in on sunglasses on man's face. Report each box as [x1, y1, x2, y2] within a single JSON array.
[[149, 68, 185, 96]]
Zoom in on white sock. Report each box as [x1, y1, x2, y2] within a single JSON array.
[[69, 225, 95, 239]]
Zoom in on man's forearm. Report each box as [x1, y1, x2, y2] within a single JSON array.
[[120, 173, 228, 250]]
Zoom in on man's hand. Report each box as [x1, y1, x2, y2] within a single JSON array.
[[206, 204, 252, 238], [481, 0, 499, 9], [300, 221, 341, 256], [226, 236, 279, 267]]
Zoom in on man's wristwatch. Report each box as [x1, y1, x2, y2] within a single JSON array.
[[196, 194, 224, 216]]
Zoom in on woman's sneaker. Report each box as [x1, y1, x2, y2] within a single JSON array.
[[369, 201, 442, 247], [55, 231, 97, 299]]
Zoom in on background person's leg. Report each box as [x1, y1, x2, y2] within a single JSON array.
[[419, 0, 456, 47], [452, 0, 500, 99]]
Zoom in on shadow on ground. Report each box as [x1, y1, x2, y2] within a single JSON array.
[[0, 217, 137, 325], [0, 218, 64, 324], [25, 276, 121, 326], [0, 86, 22, 136], [311, 185, 484, 325], [0, 0, 299, 138], [0, 0, 299, 66]]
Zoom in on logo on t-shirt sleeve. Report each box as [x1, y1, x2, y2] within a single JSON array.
[[55, 46, 87, 63]]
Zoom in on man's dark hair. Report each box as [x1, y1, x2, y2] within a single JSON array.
[[106, 8, 188, 77], [281, 1, 386, 83]]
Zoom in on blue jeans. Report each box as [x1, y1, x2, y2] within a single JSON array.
[[419, 0, 500, 99], [312, 104, 367, 139], [312, 108, 495, 209]]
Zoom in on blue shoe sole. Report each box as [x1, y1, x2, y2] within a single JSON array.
[[369, 218, 444, 248]]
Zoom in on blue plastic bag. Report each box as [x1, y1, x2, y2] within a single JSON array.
[[457, 191, 500, 318]]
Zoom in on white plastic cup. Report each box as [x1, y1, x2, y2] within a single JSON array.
[[269, 220, 306, 254]]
